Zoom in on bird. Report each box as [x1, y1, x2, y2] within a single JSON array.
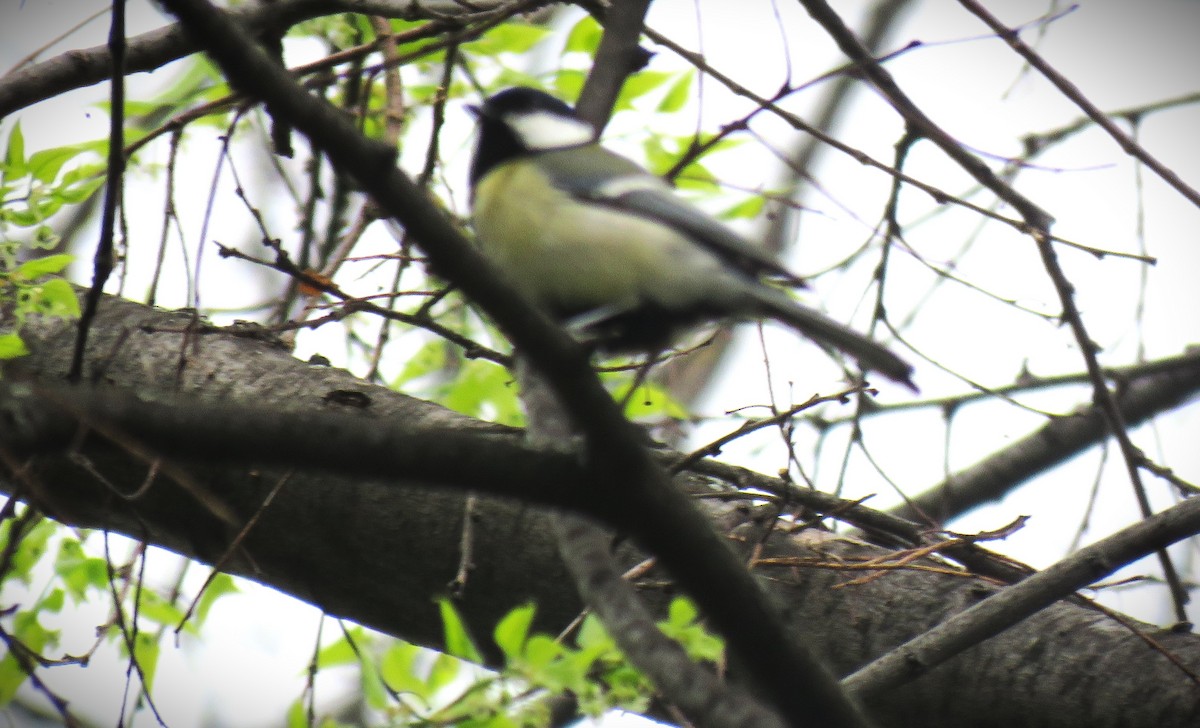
[[467, 86, 914, 389]]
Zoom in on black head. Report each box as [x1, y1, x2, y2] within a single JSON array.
[[468, 87, 595, 186], [477, 87, 576, 121]]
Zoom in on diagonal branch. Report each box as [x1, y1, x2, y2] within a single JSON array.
[[527, 4, 790, 726], [957, 0, 1200, 211], [70, 2, 126, 382], [554, 514, 786, 728], [0, 0, 528, 120], [151, 1, 873, 725], [846, 494, 1200, 698], [574, 0, 654, 132]]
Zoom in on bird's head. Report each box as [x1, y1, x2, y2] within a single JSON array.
[[469, 87, 596, 185]]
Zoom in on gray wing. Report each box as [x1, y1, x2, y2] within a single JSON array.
[[536, 147, 805, 287]]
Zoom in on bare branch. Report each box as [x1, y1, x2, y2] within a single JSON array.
[[845, 494, 1200, 698], [957, 0, 1200, 211], [151, 1, 874, 725], [796, 0, 1191, 623], [0, 0, 532, 119]]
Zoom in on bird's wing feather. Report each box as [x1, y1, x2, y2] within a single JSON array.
[[605, 188, 804, 286], [535, 148, 804, 286]]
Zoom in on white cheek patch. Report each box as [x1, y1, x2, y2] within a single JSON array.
[[506, 111, 595, 150]]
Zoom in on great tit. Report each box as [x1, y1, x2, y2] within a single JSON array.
[[468, 87, 914, 388]]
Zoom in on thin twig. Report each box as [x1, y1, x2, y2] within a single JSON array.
[[70, 1, 126, 381], [958, 0, 1200, 211]]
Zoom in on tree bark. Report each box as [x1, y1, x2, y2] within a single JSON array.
[[4, 295, 1199, 728]]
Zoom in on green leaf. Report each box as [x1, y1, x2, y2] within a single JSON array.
[[137, 590, 188, 629], [28, 278, 81, 319], [718, 195, 766, 221], [615, 72, 675, 111], [28, 192, 64, 222], [575, 614, 613, 652], [425, 651, 464, 694], [132, 632, 160, 691], [659, 596, 723, 663], [521, 634, 566, 670], [465, 23, 549, 57], [440, 359, 522, 426], [361, 651, 389, 710], [3, 190, 66, 227], [618, 379, 688, 420], [28, 145, 86, 184], [599, 663, 650, 713], [193, 572, 239, 626], [642, 135, 677, 176], [16, 253, 72, 279], [493, 603, 535, 659], [37, 588, 65, 614], [55, 173, 105, 204], [0, 240, 17, 268], [6, 517, 56, 582], [564, 15, 603, 55], [519, 635, 579, 693], [13, 610, 56, 655], [3, 122, 26, 180], [54, 539, 108, 600], [285, 699, 307, 728], [380, 641, 430, 698], [316, 629, 361, 669], [695, 134, 744, 157], [60, 161, 106, 186], [438, 599, 482, 662], [392, 338, 446, 387], [0, 334, 29, 360], [460, 715, 519, 728], [673, 164, 719, 192], [679, 627, 724, 663], [32, 225, 60, 249], [666, 595, 698, 626], [659, 71, 695, 113], [0, 653, 27, 705], [551, 70, 586, 103], [122, 100, 175, 121]]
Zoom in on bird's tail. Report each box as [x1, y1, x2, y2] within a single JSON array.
[[750, 286, 916, 390]]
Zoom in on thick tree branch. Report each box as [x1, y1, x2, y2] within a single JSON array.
[[553, 514, 786, 728], [5, 4, 1197, 726], [0, 0, 525, 120], [847, 494, 1200, 697], [530, 4, 792, 726], [152, 1, 871, 725], [5, 295, 1199, 727], [574, 0, 654, 132], [0, 382, 583, 512]]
